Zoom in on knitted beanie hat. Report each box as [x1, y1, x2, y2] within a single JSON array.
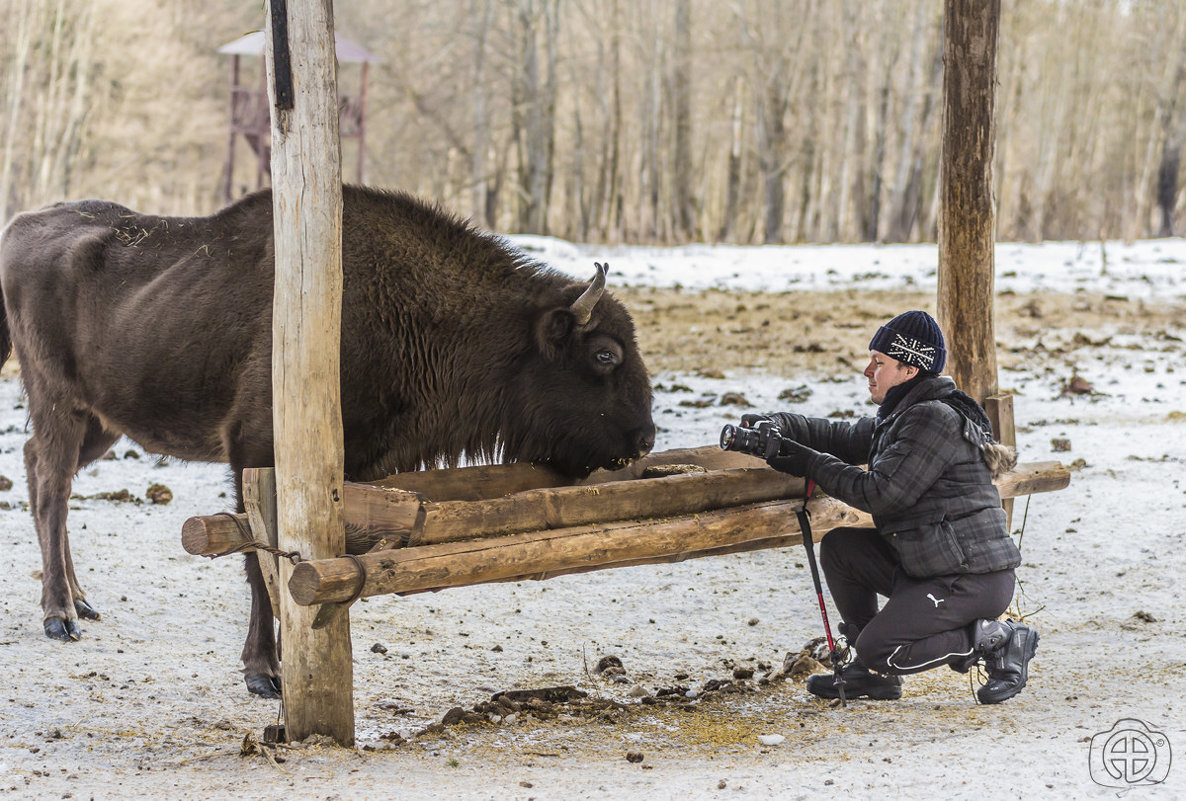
[[868, 310, 946, 373]]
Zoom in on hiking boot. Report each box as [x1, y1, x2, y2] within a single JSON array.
[[806, 659, 902, 701], [949, 618, 1013, 673], [976, 620, 1039, 704]]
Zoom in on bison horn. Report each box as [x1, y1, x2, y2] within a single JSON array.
[[570, 261, 608, 326]]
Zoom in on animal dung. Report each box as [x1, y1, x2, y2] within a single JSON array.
[[146, 483, 173, 505]]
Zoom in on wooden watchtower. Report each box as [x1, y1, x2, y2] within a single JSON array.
[[217, 30, 378, 203]]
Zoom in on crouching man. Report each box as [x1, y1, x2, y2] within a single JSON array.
[[745, 310, 1037, 704]]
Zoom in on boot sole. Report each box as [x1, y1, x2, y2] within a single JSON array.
[[978, 629, 1039, 704], [807, 684, 902, 701]]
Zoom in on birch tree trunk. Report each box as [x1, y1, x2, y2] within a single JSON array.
[[671, 0, 694, 238], [0, 0, 34, 224], [469, 0, 494, 228]]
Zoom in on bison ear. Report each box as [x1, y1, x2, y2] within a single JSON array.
[[534, 308, 576, 361]]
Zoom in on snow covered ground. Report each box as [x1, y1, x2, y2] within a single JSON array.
[[513, 234, 1186, 298], [0, 237, 1183, 799]]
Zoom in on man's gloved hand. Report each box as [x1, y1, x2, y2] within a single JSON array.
[[740, 413, 771, 428], [765, 436, 818, 477]]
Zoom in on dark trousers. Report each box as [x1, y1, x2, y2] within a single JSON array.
[[820, 527, 1015, 675]]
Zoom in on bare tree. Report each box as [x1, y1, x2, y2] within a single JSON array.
[[470, 0, 496, 228], [4, 0, 1186, 244], [884, 1, 943, 242], [510, 0, 561, 233], [0, 0, 97, 223], [670, 0, 694, 238]]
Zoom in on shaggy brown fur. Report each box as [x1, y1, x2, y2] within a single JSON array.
[[0, 186, 654, 697]]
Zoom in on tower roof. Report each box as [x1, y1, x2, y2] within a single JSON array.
[[217, 31, 380, 63]]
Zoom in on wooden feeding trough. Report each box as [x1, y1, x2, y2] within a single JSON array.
[[183, 446, 1070, 615]]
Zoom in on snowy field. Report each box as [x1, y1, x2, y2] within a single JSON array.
[[0, 237, 1184, 799]]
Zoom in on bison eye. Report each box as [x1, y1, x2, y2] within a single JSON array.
[[587, 335, 623, 375]]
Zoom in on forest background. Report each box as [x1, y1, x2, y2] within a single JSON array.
[[2, 0, 1185, 246]]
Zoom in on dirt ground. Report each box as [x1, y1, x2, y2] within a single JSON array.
[[1, 287, 1184, 800], [617, 285, 1186, 377]]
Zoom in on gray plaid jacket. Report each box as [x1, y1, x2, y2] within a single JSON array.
[[769, 376, 1021, 579]]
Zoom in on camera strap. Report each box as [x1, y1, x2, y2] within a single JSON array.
[[796, 479, 848, 707]]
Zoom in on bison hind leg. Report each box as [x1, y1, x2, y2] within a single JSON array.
[[241, 554, 282, 698]]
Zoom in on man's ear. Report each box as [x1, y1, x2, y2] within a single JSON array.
[[901, 363, 920, 380], [534, 308, 575, 361]]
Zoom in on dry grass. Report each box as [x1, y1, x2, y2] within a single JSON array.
[[616, 286, 1186, 379]]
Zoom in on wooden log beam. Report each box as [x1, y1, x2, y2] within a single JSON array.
[[182, 482, 421, 556], [509, 460, 1067, 583], [288, 495, 864, 605], [287, 460, 1070, 605], [406, 460, 1068, 545], [398, 533, 831, 595], [181, 446, 772, 557], [367, 461, 569, 501], [362, 444, 751, 500], [182, 460, 1069, 559], [583, 445, 754, 482], [182, 512, 252, 557], [408, 467, 803, 546]]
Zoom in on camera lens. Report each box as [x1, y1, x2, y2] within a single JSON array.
[[720, 424, 759, 453]]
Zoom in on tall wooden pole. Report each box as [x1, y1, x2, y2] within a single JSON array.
[[263, 0, 353, 745], [937, 0, 1000, 404], [938, 1, 1016, 526]]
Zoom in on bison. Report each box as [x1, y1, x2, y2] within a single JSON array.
[[0, 185, 655, 697]]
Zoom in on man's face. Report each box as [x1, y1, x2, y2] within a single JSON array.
[[864, 350, 919, 404]]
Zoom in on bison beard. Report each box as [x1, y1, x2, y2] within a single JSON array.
[[0, 185, 655, 698]]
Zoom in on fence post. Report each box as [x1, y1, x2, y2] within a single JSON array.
[[264, 0, 353, 746]]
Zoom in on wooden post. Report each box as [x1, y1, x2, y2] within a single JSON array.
[[264, 0, 353, 746], [984, 393, 1016, 526], [243, 468, 282, 616], [937, 0, 1000, 405]]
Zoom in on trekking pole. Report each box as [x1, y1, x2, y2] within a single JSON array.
[[795, 479, 848, 707]]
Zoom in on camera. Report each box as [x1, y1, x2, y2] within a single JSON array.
[[720, 420, 783, 458]]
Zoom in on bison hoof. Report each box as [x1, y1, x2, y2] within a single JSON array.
[[245, 674, 283, 698], [74, 598, 101, 620], [44, 617, 82, 641]]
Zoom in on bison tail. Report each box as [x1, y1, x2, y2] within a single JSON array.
[[0, 249, 11, 369], [0, 265, 10, 370], [0, 306, 10, 369]]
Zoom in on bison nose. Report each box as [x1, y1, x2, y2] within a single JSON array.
[[633, 424, 656, 457]]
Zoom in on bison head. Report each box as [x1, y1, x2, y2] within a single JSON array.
[[505, 262, 655, 478]]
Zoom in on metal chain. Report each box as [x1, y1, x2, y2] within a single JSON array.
[[209, 512, 304, 564]]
